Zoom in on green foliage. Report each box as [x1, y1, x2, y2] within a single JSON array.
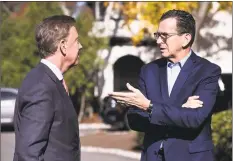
[[114, 2, 233, 45], [212, 110, 232, 161], [65, 10, 108, 98], [1, 2, 62, 87], [1, 2, 108, 102]]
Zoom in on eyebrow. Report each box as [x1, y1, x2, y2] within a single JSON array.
[[157, 32, 168, 34]]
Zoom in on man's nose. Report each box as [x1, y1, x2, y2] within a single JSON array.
[[156, 36, 163, 45], [79, 42, 83, 49]]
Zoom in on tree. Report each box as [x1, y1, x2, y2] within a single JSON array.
[[105, 2, 232, 50], [1, 2, 108, 121], [65, 8, 108, 121], [1, 2, 62, 87]]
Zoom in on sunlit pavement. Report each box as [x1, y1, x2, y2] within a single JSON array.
[[1, 125, 139, 161]]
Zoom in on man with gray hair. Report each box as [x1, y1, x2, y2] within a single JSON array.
[[13, 15, 83, 161]]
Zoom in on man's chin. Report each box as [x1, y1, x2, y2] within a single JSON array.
[[161, 52, 170, 58], [73, 62, 79, 66], [69, 61, 79, 69], [74, 58, 79, 65]]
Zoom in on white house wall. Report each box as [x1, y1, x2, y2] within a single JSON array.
[[97, 46, 157, 99], [198, 11, 232, 74]]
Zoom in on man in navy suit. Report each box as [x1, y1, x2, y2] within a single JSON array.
[[109, 10, 221, 161], [13, 15, 83, 161]]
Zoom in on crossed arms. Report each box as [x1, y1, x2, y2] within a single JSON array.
[[109, 65, 221, 130]]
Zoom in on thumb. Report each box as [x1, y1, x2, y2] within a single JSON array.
[[126, 83, 137, 92], [188, 95, 199, 100]]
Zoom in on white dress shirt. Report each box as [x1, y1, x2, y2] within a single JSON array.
[[41, 59, 63, 81]]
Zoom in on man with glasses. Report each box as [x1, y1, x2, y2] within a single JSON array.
[[109, 9, 221, 161]]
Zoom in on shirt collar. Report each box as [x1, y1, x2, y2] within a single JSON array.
[[167, 50, 192, 68], [179, 50, 192, 67], [41, 59, 63, 81]]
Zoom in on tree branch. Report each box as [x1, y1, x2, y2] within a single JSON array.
[[193, 2, 211, 50], [59, 2, 70, 16]]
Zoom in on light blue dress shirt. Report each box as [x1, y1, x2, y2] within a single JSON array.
[[167, 51, 192, 96], [160, 50, 192, 149]]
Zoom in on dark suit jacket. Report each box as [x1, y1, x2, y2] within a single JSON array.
[[13, 63, 80, 161], [127, 52, 221, 161]]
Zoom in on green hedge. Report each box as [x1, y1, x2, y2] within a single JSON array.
[[135, 110, 232, 161], [212, 110, 232, 161]]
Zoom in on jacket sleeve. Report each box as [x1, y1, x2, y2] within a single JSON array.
[[149, 65, 221, 129], [16, 83, 54, 161], [127, 66, 151, 132]]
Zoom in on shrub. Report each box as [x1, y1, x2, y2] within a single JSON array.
[[212, 110, 232, 161]]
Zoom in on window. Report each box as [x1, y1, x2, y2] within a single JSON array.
[[0, 91, 17, 101]]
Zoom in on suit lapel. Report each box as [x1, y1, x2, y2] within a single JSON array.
[[39, 63, 75, 113], [39, 63, 60, 84], [169, 52, 197, 100], [39, 63, 79, 136], [164, 52, 199, 153], [158, 59, 170, 101]]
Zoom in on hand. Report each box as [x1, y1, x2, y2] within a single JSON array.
[[182, 96, 203, 108], [108, 83, 150, 110]]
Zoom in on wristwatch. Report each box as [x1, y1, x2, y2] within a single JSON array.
[[147, 102, 153, 114]]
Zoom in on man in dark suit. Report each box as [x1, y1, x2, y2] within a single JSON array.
[[13, 15, 83, 161], [109, 10, 221, 161]]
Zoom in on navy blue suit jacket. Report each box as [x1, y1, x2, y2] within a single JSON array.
[[13, 63, 80, 161], [127, 52, 221, 161]]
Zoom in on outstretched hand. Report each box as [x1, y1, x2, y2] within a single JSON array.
[[108, 83, 150, 110], [109, 83, 203, 110]]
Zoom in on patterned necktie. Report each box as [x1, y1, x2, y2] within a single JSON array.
[[62, 79, 69, 95]]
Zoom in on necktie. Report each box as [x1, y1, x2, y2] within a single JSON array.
[[62, 79, 69, 95]]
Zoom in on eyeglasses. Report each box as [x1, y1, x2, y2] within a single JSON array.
[[154, 32, 184, 42]]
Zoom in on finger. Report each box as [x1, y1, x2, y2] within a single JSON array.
[[198, 101, 203, 105], [118, 101, 134, 107], [190, 100, 203, 105], [111, 96, 127, 101], [117, 100, 126, 104], [182, 102, 203, 108], [188, 104, 203, 108], [182, 103, 189, 108], [109, 92, 134, 97], [117, 100, 130, 107], [126, 83, 138, 93], [188, 95, 199, 100], [125, 102, 144, 109], [182, 105, 189, 108]]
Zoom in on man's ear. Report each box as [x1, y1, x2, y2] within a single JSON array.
[[59, 39, 67, 56], [182, 33, 192, 48]]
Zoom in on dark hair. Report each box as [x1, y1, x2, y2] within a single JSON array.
[[35, 15, 76, 58], [160, 9, 196, 47]]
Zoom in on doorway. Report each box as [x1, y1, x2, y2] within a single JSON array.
[[113, 55, 144, 91]]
